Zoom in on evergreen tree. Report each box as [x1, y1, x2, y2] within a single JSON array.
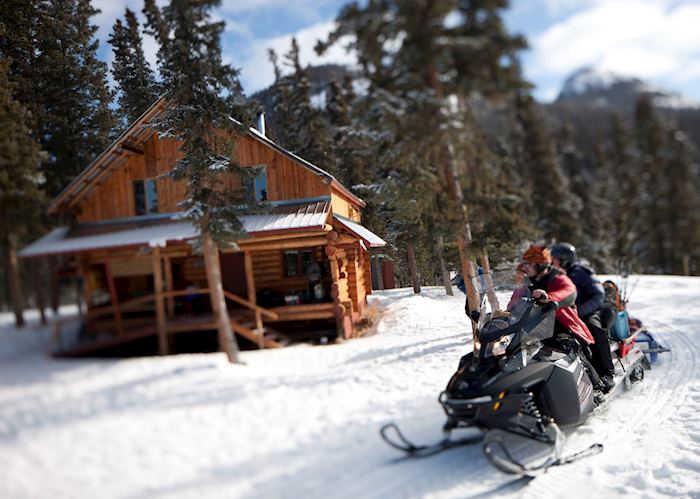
[[319, 0, 528, 301], [324, 76, 373, 188], [266, 39, 331, 170], [512, 93, 582, 243], [603, 113, 641, 270], [663, 128, 700, 274], [108, 8, 159, 128], [633, 96, 669, 272], [33, 0, 116, 196], [0, 0, 39, 113], [152, 0, 256, 362], [0, 58, 45, 326], [557, 122, 611, 269]]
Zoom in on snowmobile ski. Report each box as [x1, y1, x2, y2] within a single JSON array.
[[483, 423, 603, 476], [379, 423, 483, 458]]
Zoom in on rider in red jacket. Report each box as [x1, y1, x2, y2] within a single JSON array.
[[516, 245, 594, 345]]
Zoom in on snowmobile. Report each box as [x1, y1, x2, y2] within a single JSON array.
[[380, 271, 651, 476]]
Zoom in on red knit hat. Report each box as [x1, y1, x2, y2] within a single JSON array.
[[522, 245, 552, 265]]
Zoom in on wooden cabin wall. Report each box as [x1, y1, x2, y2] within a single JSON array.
[[363, 250, 372, 297], [343, 243, 368, 317], [250, 249, 314, 295], [76, 133, 333, 223], [233, 137, 329, 201], [77, 135, 186, 223], [330, 190, 362, 221]]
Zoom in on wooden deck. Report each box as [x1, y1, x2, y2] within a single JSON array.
[[267, 303, 336, 321], [56, 313, 292, 357]]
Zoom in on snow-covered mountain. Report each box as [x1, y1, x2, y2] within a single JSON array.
[[556, 67, 699, 110]]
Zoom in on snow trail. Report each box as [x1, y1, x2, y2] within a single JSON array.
[[0, 277, 699, 498]]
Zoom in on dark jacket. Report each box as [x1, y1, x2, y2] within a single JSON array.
[[526, 268, 594, 345], [566, 263, 605, 318]]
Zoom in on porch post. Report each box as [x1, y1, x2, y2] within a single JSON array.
[[103, 253, 124, 337], [163, 255, 175, 317], [326, 236, 352, 340], [152, 246, 169, 355], [49, 255, 60, 313], [79, 257, 92, 312], [243, 250, 263, 348]]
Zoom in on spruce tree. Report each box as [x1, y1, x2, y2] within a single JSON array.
[[0, 0, 39, 113], [152, 0, 256, 362], [0, 59, 45, 326], [663, 128, 700, 274], [108, 8, 159, 128], [512, 93, 582, 243], [603, 113, 641, 270], [319, 0, 528, 306], [33, 0, 116, 196], [634, 96, 669, 272], [557, 122, 610, 269], [266, 39, 331, 170], [324, 76, 372, 188]]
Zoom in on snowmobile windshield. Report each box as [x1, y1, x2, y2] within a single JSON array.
[[470, 270, 532, 330]]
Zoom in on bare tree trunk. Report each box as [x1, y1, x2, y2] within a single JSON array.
[[6, 241, 25, 328], [443, 142, 479, 330], [479, 251, 499, 310], [406, 242, 421, 294], [49, 256, 60, 313], [682, 255, 690, 276], [437, 235, 453, 296], [32, 259, 47, 325], [371, 255, 384, 290], [425, 65, 480, 331], [202, 232, 240, 363]]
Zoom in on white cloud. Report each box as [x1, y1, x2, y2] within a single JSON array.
[[237, 21, 356, 94], [528, 0, 700, 90]]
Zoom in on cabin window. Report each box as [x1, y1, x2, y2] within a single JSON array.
[[134, 179, 158, 215], [283, 249, 314, 277], [246, 168, 267, 201]]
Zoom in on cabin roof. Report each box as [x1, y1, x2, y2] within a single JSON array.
[[22, 198, 333, 258], [49, 96, 365, 215], [333, 214, 386, 247]]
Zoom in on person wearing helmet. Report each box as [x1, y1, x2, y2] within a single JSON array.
[[550, 242, 615, 393], [512, 245, 611, 392], [514, 245, 594, 346]]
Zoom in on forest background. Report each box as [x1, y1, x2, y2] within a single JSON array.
[[1, 0, 699, 315]]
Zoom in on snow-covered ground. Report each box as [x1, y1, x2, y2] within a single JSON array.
[[1, 276, 699, 499]]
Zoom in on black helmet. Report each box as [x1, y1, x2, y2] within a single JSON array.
[[550, 242, 577, 268]]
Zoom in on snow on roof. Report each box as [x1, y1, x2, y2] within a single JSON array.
[[19, 222, 200, 258], [21, 200, 332, 258], [333, 214, 386, 247]]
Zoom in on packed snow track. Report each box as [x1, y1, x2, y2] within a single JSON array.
[[0, 276, 698, 498]]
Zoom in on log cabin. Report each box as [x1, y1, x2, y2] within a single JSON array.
[[20, 98, 386, 356]]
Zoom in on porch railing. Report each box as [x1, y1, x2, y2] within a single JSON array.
[[58, 287, 280, 354]]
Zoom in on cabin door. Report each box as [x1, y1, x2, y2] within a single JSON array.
[[219, 252, 248, 299]]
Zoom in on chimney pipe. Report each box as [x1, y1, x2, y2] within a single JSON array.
[[256, 111, 266, 136]]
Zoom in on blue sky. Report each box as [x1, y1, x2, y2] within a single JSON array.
[[92, 0, 700, 102]]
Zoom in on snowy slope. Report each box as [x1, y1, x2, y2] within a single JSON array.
[[1, 276, 699, 499], [557, 67, 699, 110]]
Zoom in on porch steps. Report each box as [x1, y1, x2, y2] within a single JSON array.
[[229, 311, 291, 348]]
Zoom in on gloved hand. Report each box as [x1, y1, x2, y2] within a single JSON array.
[[532, 289, 550, 303]]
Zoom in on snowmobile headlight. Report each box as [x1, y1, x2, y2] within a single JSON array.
[[486, 334, 515, 357]]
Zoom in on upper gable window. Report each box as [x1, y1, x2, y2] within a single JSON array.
[[134, 179, 158, 215], [246, 167, 267, 202]]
